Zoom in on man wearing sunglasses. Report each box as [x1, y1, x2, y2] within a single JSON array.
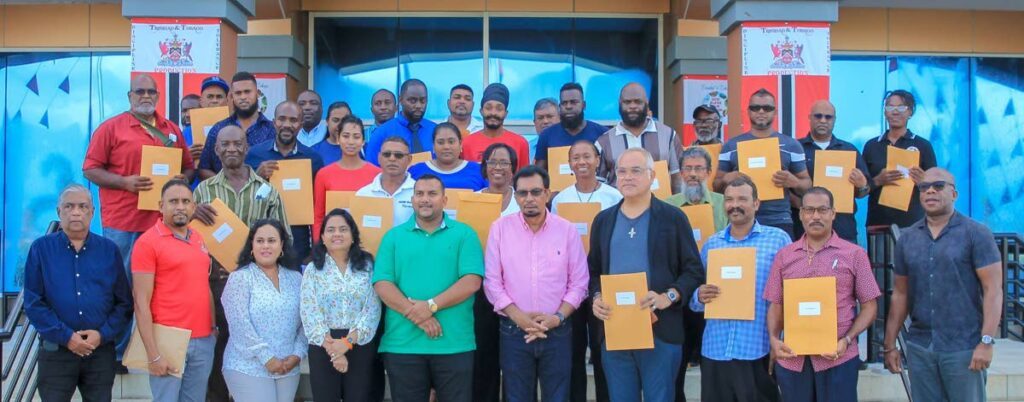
[[356, 136, 418, 227]]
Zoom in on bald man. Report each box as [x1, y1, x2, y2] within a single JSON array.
[[792, 100, 870, 243], [595, 83, 684, 193]]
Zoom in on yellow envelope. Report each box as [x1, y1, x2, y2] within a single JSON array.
[[737, 137, 783, 200], [700, 143, 723, 191], [813, 150, 857, 214], [704, 247, 756, 320], [411, 152, 432, 165], [349, 196, 394, 256], [138, 145, 182, 211], [555, 202, 601, 254], [441, 188, 472, 220], [783, 276, 838, 355], [269, 159, 314, 225], [191, 199, 249, 272], [548, 146, 575, 191], [455, 192, 502, 248], [601, 272, 655, 351], [680, 204, 715, 252], [325, 191, 356, 212], [189, 106, 229, 145], [652, 160, 672, 200], [124, 324, 191, 378], [879, 146, 919, 212]]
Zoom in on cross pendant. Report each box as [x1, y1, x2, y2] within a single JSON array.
[[628, 227, 637, 239]]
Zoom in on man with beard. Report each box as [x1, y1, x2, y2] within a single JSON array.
[[534, 83, 607, 171], [296, 90, 328, 147], [532, 98, 560, 135], [366, 79, 437, 165], [198, 71, 277, 179], [691, 105, 723, 146], [462, 83, 530, 169], [367, 88, 398, 135], [447, 84, 484, 136], [665, 146, 727, 231], [595, 83, 684, 193], [715, 89, 811, 239]]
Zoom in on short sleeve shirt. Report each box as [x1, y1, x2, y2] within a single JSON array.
[[534, 120, 607, 162], [461, 130, 531, 170], [408, 160, 487, 191], [719, 132, 807, 226], [798, 134, 871, 242], [862, 130, 938, 228]]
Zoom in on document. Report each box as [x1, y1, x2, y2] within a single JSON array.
[[704, 247, 757, 320], [601, 272, 655, 351], [191, 198, 249, 272], [138, 145, 182, 211], [411, 152, 432, 165], [188, 106, 229, 145], [325, 191, 356, 212], [680, 204, 715, 252], [349, 196, 394, 255], [548, 145, 574, 191], [737, 137, 783, 200], [269, 159, 314, 225], [783, 276, 838, 355], [554, 202, 601, 254], [813, 150, 857, 213], [441, 188, 472, 220], [700, 143, 723, 190], [879, 146, 919, 212], [455, 192, 502, 247], [124, 324, 192, 378], [652, 160, 672, 200]]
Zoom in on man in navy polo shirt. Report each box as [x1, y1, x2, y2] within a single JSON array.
[[534, 82, 607, 171]]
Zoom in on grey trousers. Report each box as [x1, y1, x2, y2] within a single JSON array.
[[906, 340, 987, 402], [149, 335, 216, 402], [223, 369, 301, 402]]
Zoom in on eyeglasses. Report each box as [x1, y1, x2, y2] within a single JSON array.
[[748, 104, 776, 112], [917, 181, 953, 192], [487, 160, 512, 168], [514, 188, 545, 198], [682, 166, 708, 173], [812, 113, 835, 121], [695, 118, 720, 125], [615, 167, 649, 178], [884, 105, 910, 113], [132, 88, 158, 96], [799, 206, 833, 216], [380, 151, 408, 160]]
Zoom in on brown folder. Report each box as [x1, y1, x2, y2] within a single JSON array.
[[124, 323, 191, 378], [188, 106, 230, 145], [548, 146, 575, 191], [455, 192, 502, 248], [652, 160, 672, 200], [813, 150, 857, 214], [325, 191, 356, 212], [879, 146, 919, 212], [704, 247, 757, 320], [138, 145, 183, 211], [411, 152, 432, 165], [601, 272, 655, 351], [349, 196, 394, 256], [680, 203, 716, 252], [700, 143, 723, 191], [737, 137, 783, 200], [191, 198, 249, 272], [269, 159, 314, 225], [783, 276, 838, 355], [441, 188, 472, 220], [555, 202, 601, 254]]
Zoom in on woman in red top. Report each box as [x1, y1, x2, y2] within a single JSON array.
[[313, 115, 381, 240]]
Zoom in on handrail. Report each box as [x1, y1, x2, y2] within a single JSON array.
[[994, 232, 1023, 341]]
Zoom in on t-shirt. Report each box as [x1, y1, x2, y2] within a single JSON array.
[[609, 209, 651, 276], [718, 131, 807, 226], [550, 183, 623, 214], [461, 130, 531, 170], [311, 139, 342, 166], [408, 160, 487, 191], [534, 120, 607, 162], [313, 162, 382, 240]]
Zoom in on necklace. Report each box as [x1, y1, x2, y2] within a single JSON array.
[[575, 183, 599, 203]]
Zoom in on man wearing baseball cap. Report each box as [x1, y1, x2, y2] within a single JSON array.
[[200, 76, 230, 108], [691, 104, 723, 146]]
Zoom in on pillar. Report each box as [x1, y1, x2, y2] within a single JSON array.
[[667, 19, 728, 145], [237, 19, 307, 114]]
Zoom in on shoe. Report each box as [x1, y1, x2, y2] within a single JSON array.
[[114, 360, 129, 374]]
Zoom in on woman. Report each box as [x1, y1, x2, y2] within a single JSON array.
[[221, 219, 307, 402], [301, 208, 382, 402], [312, 102, 352, 165], [477, 142, 520, 216], [313, 115, 382, 240], [408, 122, 487, 190], [551, 140, 623, 214]]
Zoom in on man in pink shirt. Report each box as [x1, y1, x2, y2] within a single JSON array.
[[484, 165, 589, 402]]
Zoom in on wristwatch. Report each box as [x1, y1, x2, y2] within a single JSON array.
[[554, 312, 566, 325], [666, 289, 679, 304], [981, 335, 995, 345], [427, 298, 439, 313]]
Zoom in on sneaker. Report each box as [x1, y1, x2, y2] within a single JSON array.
[[114, 360, 129, 374]]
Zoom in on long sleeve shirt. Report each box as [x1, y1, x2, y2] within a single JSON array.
[[300, 257, 382, 346]]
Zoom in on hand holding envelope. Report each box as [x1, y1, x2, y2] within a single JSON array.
[[737, 138, 784, 200], [548, 145, 575, 191], [599, 273, 655, 351], [879, 146, 920, 211]]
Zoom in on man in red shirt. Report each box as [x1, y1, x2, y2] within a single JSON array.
[[461, 83, 530, 169]]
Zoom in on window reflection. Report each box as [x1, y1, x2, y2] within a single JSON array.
[[489, 18, 573, 122], [574, 18, 659, 121], [397, 17, 484, 122], [314, 17, 400, 120], [971, 58, 1024, 232]]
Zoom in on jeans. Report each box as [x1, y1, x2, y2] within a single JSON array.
[[149, 335, 216, 402], [222, 370, 300, 402], [103, 226, 143, 360], [775, 356, 859, 402], [905, 341, 986, 402], [499, 317, 573, 402], [601, 337, 682, 402], [37, 342, 116, 402], [382, 351, 474, 402]]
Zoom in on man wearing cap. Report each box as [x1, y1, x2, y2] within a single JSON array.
[[297, 89, 328, 147], [200, 76, 230, 109], [198, 72, 277, 179], [691, 105, 723, 146], [365, 79, 437, 166], [461, 83, 530, 169]]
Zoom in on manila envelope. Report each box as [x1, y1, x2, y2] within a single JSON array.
[[704, 247, 757, 320], [652, 160, 672, 200], [441, 188, 472, 221], [188, 106, 229, 145], [783, 276, 838, 355], [601, 272, 655, 351], [138, 145, 182, 211], [700, 143, 723, 191], [813, 150, 857, 214], [411, 152, 432, 165], [555, 202, 601, 254], [879, 146, 919, 212], [737, 137, 783, 200], [455, 192, 502, 248], [191, 198, 249, 272], [325, 191, 356, 212], [680, 204, 716, 252], [548, 146, 575, 191], [270, 159, 314, 225], [124, 324, 192, 378], [349, 196, 394, 255]]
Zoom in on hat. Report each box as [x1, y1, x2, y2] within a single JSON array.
[[201, 76, 229, 93], [481, 83, 510, 108], [692, 104, 720, 120]]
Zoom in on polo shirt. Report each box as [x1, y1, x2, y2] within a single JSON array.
[[130, 221, 213, 338], [372, 217, 485, 354], [595, 118, 684, 184], [408, 160, 487, 191], [297, 120, 328, 148], [719, 131, 808, 226], [862, 130, 937, 228], [664, 189, 728, 232], [365, 114, 438, 165], [198, 113, 277, 173], [461, 129, 531, 170], [796, 134, 871, 242], [551, 183, 623, 214], [193, 166, 289, 228], [534, 120, 607, 162], [245, 141, 326, 176], [83, 111, 193, 232], [355, 173, 417, 228]]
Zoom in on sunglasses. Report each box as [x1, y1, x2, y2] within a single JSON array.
[[884, 105, 910, 113], [917, 181, 953, 192], [132, 88, 158, 96], [514, 188, 545, 198], [748, 104, 776, 112], [813, 113, 835, 121], [380, 151, 408, 159]]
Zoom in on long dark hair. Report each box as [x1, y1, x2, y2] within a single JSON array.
[[236, 219, 299, 270], [311, 208, 373, 272]]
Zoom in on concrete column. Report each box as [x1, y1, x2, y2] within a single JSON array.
[[666, 19, 727, 144], [237, 20, 306, 104]]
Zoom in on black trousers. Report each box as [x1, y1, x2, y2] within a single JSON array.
[[700, 355, 779, 402], [308, 329, 379, 402], [570, 299, 609, 402], [37, 342, 115, 402], [383, 351, 475, 402], [207, 274, 231, 402], [675, 306, 705, 402], [473, 290, 501, 402]]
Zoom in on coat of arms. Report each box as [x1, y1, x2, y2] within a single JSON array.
[[769, 36, 805, 70], [158, 34, 193, 67]]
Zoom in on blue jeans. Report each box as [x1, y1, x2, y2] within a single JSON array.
[[103, 227, 143, 359], [149, 335, 216, 402], [905, 341, 986, 402], [499, 317, 572, 402], [775, 356, 859, 402], [601, 337, 681, 402]]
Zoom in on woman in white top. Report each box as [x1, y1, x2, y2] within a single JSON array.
[[477, 142, 520, 216], [551, 140, 623, 214], [221, 219, 307, 402]]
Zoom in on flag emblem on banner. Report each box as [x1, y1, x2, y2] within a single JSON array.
[[158, 34, 194, 68], [770, 37, 805, 71]]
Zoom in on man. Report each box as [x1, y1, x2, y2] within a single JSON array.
[[884, 168, 1001, 402], [192, 125, 289, 402], [665, 146, 728, 232], [179, 94, 203, 168], [589, 148, 705, 402], [197, 71, 277, 179], [200, 76, 230, 108], [794, 100, 871, 242], [532, 97, 560, 135], [484, 165, 590, 402], [863, 90, 937, 229], [23, 184, 133, 401], [370, 88, 398, 131], [372, 174, 485, 402], [461, 83, 530, 169], [715, 89, 812, 239], [297, 89, 328, 147], [534, 83, 608, 170], [447, 84, 484, 135], [356, 136, 418, 227], [366, 79, 437, 165], [132, 180, 216, 402], [765, 187, 881, 402], [246, 101, 325, 263], [689, 177, 789, 402], [595, 83, 684, 194], [691, 104, 723, 146]]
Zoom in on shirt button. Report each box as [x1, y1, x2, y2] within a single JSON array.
[[79, 311, 83, 315], [77, 292, 81, 296], [75, 274, 80, 277]]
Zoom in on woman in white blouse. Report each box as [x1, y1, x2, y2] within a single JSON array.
[[301, 208, 382, 402], [478, 142, 520, 216], [222, 219, 307, 402]]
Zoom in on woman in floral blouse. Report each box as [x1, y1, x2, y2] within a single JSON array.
[[301, 208, 382, 402]]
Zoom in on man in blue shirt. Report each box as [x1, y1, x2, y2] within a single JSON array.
[[534, 82, 608, 171], [198, 71, 277, 179], [23, 184, 133, 401], [366, 79, 437, 166]]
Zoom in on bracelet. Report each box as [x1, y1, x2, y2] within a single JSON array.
[[149, 355, 162, 364], [339, 337, 353, 351], [843, 335, 853, 345], [881, 347, 898, 353]]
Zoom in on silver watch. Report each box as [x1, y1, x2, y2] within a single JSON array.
[[981, 335, 995, 345]]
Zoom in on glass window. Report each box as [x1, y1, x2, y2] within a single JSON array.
[[489, 18, 573, 123], [397, 17, 484, 123], [971, 57, 1024, 233], [573, 18, 659, 122], [313, 17, 400, 121]]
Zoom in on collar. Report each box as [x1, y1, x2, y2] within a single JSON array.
[[693, 138, 722, 146], [876, 129, 916, 143], [411, 216, 450, 232], [230, 112, 273, 127], [680, 188, 714, 206], [912, 210, 963, 232], [613, 118, 657, 136], [369, 172, 416, 194], [300, 120, 327, 134], [126, 111, 169, 128], [793, 231, 841, 252], [722, 221, 765, 242], [59, 231, 94, 251], [209, 166, 263, 189], [395, 113, 425, 130], [272, 141, 301, 156], [153, 219, 192, 241], [800, 133, 838, 147], [515, 211, 549, 233], [426, 159, 468, 174]]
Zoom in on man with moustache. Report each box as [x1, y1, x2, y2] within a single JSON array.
[[368, 88, 398, 135], [690, 105, 723, 146], [366, 79, 437, 165], [665, 146, 727, 231], [534, 83, 608, 171], [532, 98, 560, 135], [447, 84, 484, 135], [356, 137, 418, 227], [200, 76, 230, 108], [198, 71, 277, 179], [296, 90, 328, 147], [461, 83, 530, 169]]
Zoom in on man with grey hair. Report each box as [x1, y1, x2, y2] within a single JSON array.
[[691, 105, 723, 146], [533, 97, 560, 134], [24, 184, 133, 400], [665, 146, 727, 231]]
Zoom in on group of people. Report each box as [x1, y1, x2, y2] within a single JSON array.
[[19, 69, 1002, 402]]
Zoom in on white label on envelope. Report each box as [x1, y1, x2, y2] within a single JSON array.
[[615, 291, 636, 306], [651, 179, 661, 190], [692, 229, 702, 242], [798, 302, 822, 316], [212, 223, 233, 243], [362, 215, 382, 228], [896, 165, 910, 178], [151, 164, 170, 176], [559, 164, 572, 175], [281, 178, 301, 191], [444, 209, 458, 220], [721, 266, 743, 279], [575, 222, 589, 236], [825, 165, 844, 178], [748, 157, 767, 169]]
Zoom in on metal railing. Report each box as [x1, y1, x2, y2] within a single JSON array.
[[996, 233, 1023, 341], [866, 224, 913, 402]]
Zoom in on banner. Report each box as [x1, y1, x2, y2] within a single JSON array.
[[742, 24, 830, 76], [681, 75, 729, 145], [255, 73, 288, 115], [131, 18, 221, 74]]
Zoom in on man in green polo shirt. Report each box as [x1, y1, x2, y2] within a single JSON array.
[[665, 146, 728, 231], [372, 174, 484, 402]]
